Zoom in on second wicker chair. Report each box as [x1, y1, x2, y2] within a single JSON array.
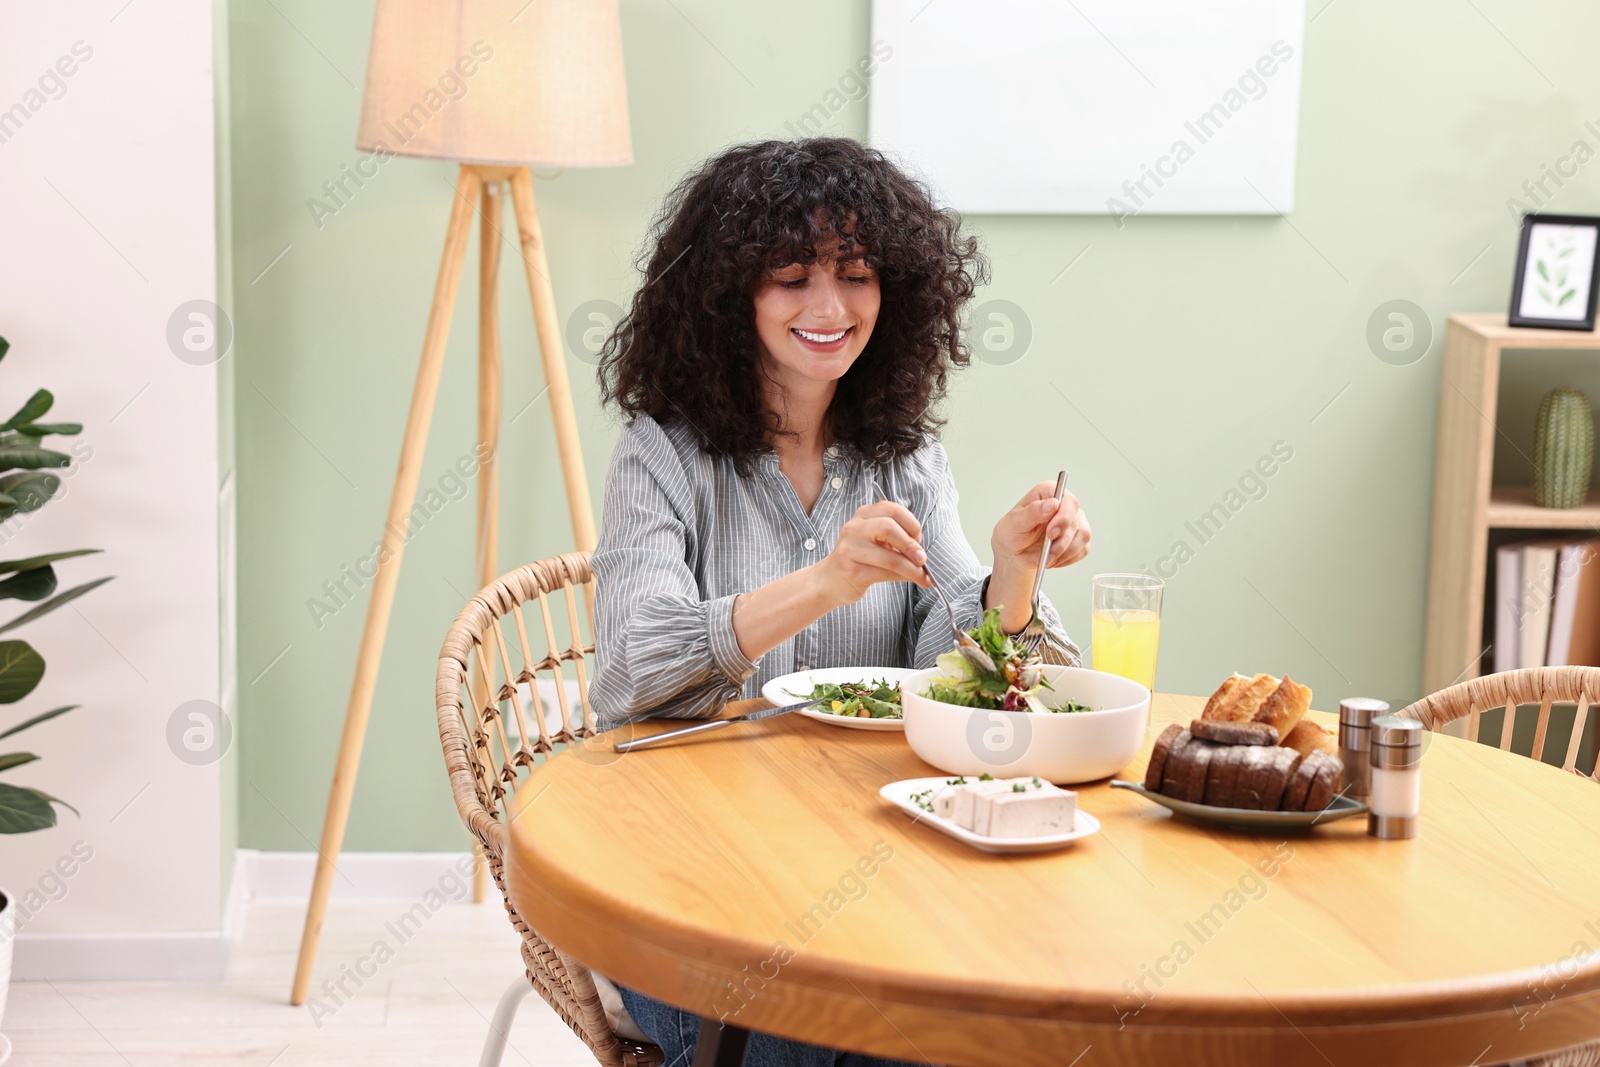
[[1400, 666, 1600, 1067]]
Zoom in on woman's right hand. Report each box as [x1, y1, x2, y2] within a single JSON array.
[[815, 501, 933, 606]]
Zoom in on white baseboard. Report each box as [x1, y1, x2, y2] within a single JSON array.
[[14, 931, 234, 982], [13, 850, 475, 981]]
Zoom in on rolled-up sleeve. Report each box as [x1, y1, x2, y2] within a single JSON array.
[[591, 424, 758, 728], [899, 443, 1081, 669]]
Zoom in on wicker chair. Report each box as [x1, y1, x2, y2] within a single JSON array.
[[435, 551, 663, 1067], [1399, 667, 1600, 1067]]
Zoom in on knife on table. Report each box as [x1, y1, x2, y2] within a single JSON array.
[[612, 697, 826, 753]]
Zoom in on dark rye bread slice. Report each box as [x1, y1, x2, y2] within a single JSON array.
[[1233, 746, 1281, 810], [1160, 730, 1196, 797], [1304, 755, 1342, 813], [1202, 743, 1249, 807], [1177, 738, 1218, 802], [1191, 718, 1278, 746], [1144, 723, 1184, 791], [1260, 747, 1303, 810], [1283, 751, 1332, 811]]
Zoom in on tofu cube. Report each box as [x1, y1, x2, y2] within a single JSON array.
[[971, 781, 1078, 838], [951, 780, 1013, 830]]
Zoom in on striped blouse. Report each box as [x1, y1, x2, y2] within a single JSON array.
[[590, 416, 1081, 730]]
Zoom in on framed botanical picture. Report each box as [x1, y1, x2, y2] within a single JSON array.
[[1509, 213, 1600, 331]]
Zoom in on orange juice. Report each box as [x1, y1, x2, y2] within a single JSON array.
[[1091, 608, 1161, 690]]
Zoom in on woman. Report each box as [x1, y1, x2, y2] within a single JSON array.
[[590, 137, 1091, 1066]]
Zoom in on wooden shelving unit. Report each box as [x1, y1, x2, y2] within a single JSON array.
[[1423, 314, 1600, 692], [1486, 485, 1600, 529]]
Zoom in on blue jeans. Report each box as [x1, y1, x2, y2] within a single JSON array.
[[618, 986, 929, 1067]]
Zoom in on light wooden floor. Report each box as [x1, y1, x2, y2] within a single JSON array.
[[8, 900, 599, 1066]]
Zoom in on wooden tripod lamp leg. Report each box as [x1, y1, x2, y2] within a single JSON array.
[[289, 167, 484, 1006], [508, 168, 598, 555], [470, 178, 505, 905]]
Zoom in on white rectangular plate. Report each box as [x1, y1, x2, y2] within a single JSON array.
[[879, 777, 1101, 854]]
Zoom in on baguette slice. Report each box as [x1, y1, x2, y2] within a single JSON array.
[[1252, 674, 1311, 742], [1201, 674, 1251, 720], [1203, 672, 1279, 722], [1281, 718, 1337, 759]]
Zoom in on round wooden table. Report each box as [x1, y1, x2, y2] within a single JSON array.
[[504, 693, 1600, 1067]]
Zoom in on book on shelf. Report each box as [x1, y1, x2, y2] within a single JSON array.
[[1521, 542, 1561, 669], [1493, 536, 1600, 670], [1494, 543, 1522, 673], [1549, 538, 1600, 667]]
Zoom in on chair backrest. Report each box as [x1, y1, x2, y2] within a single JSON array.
[[1399, 666, 1600, 778], [436, 552, 659, 1067], [437, 552, 599, 854]]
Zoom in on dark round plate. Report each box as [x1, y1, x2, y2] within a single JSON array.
[[1110, 779, 1368, 830]]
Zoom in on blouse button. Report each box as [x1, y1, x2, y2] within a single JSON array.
[[804, 537, 817, 551], [826, 446, 839, 458], [830, 476, 843, 490]]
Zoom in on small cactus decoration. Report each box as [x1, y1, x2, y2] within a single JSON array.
[[1533, 386, 1595, 508]]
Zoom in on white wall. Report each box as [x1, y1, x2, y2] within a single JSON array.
[[0, 0, 226, 977]]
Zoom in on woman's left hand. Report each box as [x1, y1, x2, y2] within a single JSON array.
[[986, 481, 1091, 631]]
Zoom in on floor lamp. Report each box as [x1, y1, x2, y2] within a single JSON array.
[[289, 0, 632, 1006]]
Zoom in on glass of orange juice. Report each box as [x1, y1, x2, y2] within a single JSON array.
[[1091, 573, 1164, 692]]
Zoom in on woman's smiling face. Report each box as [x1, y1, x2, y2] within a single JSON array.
[[752, 240, 880, 390]]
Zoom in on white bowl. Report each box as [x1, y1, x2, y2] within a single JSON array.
[[901, 665, 1151, 784]]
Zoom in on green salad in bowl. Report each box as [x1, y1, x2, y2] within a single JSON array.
[[926, 608, 1092, 714]]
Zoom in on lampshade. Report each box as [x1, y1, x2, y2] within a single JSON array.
[[356, 0, 632, 168]]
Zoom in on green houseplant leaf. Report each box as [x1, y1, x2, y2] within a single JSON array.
[[0, 782, 56, 833], [0, 752, 38, 772], [0, 446, 71, 473], [0, 705, 76, 740], [16, 422, 81, 437], [0, 640, 46, 703], [0, 577, 113, 636], [0, 471, 60, 520], [0, 549, 100, 575], [0, 565, 55, 602], [0, 389, 53, 432]]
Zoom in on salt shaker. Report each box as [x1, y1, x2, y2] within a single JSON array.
[[1337, 698, 1388, 802], [1368, 715, 1423, 839]]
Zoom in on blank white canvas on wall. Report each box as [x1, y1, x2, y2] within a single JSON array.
[[868, 0, 1306, 218]]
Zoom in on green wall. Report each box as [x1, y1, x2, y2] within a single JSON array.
[[229, 0, 1600, 850]]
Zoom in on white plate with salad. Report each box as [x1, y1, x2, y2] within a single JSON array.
[[763, 667, 916, 731]]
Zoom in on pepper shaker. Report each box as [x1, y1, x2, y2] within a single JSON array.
[[1368, 715, 1423, 839], [1337, 698, 1388, 802]]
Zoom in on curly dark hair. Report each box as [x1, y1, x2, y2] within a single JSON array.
[[597, 137, 988, 474]]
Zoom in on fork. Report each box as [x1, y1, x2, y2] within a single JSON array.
[[1019, 470, 1070, 656], [870, 479, 997, 675]]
